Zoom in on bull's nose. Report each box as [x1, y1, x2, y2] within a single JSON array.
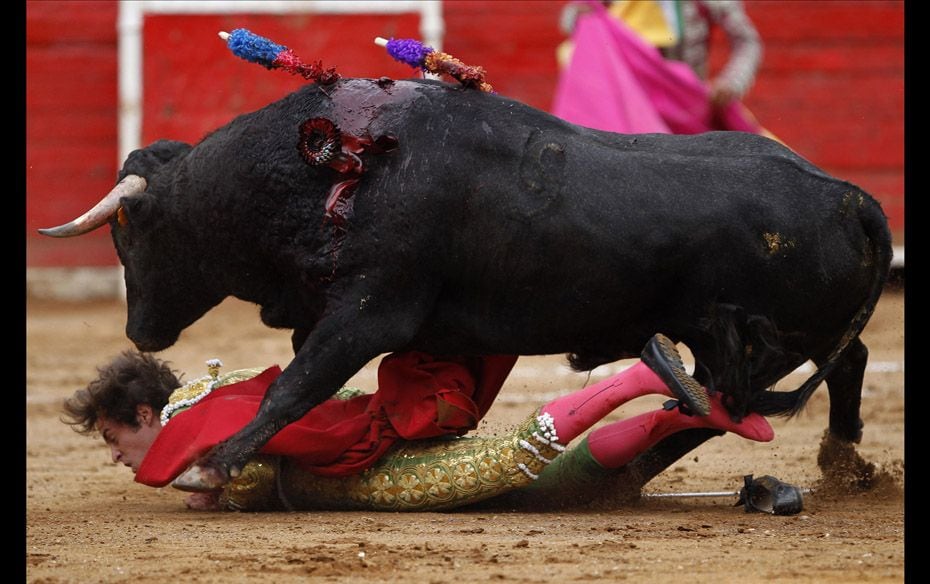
[[128, 329, 178, 352], [132, 338, 173, 352]]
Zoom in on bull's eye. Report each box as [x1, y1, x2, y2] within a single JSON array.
[[298, 117, 341, 166], [117, 206, 128, 227]]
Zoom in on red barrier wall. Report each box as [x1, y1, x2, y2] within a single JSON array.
[[26, 0, 119, 266], [26, 1, 904, 267], [737, 1, 904, 243]]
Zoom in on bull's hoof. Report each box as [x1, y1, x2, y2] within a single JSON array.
[[851, 419, 864, 444], [172, 463, 237, 492], [816, 430, 876, 494]]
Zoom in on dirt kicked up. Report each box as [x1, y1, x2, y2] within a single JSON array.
[[26, 288, 904, 583]]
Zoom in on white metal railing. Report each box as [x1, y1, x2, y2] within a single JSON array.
[[117, 0, 443, 164]]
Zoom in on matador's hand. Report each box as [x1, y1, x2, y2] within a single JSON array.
[[184, 491, 221, 511], [710, 81, 738, 107]]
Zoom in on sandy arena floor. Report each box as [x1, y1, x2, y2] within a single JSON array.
[[26, 287, 904, 583]]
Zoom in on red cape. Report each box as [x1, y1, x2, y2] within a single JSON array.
[[136, 352, 517, 487]]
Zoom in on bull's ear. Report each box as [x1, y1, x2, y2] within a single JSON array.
[[118, 192, 160, 230]]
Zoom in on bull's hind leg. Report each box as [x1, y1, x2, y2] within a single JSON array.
[[816, 337, 878, 490], [823, 337, 868, 444]]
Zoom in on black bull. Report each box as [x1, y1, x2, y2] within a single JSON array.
[[41, 78, 892, 491]]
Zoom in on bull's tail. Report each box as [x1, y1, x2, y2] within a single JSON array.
[[750, 191, 893, 417]]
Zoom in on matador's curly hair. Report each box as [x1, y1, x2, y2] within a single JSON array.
[[62, 351, 181, 434]]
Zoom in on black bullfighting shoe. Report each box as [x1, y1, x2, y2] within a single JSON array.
[[641, 333, 711, 417], [736, 474, 805, 516]]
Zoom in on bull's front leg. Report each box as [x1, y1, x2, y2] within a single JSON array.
[[290, 327, 311, 355], [173, 291, 431, 491]]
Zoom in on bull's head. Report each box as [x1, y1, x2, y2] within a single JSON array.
[[38, 140, 226, 352]]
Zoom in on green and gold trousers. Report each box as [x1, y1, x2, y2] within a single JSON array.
[[219, 408, 573, 512]]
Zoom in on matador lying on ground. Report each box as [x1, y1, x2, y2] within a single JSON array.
[[63, 335, 772, 511]]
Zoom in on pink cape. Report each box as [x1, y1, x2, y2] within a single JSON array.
[[135, 352, 518, 487], [552, 2, 761, 135]]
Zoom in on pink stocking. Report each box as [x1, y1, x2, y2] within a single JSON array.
[[540, 361, 676, 444], [586, 397, 775, 469]]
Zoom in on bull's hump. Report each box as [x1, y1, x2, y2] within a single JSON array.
[[324, 78, 431, 138]]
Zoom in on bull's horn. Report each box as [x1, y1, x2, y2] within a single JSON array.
[[37, 175, 147, 237]]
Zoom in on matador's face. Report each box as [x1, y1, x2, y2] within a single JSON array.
[[97, 406, 162, 474]]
